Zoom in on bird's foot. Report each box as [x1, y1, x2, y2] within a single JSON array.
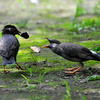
[[64, 71, 81, 74], [16, 66, 25, 70], [16, 63, 25, 70], [62, 67, 79, 71], [1, 71, 9, 74], [63, 66, 83, 74], [64, 71, 76, 74]]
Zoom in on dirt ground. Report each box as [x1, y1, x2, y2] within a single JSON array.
[[1, 61, 100, 100], [0, 0, 100, 100]]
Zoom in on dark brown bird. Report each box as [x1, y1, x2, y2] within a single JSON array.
[[42, 37, 100, 74], [0, 25, 29, 73]]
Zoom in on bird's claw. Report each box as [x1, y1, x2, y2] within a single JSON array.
[[1, 71, 9, 74], [16, 67, 25, 70], [63, 71, 75, 74]]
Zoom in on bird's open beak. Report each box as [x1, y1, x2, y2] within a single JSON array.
[[42, 37, 50, 48], [42, 45, 50, 48]]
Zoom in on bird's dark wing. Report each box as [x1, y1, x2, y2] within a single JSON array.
[[60, 43, 92, 59], [0, 35, 20, 59]]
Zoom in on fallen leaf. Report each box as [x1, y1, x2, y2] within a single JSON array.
[[30, 46, 41, 53]]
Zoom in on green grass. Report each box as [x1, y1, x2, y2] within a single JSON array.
[[21, 74, 36, 90], [79, 94, 86, 100], [85, 75, 100, 81], [16, 0, 26, 9], [62, 81, 71, 100], [73, 0, 85, 23]]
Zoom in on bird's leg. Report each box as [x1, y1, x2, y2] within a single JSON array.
[[1, 66, 9, 73], [16, 63, 25, 70], [64, 66, 83, 74], [63, 62, 83, 74], [63, 67, 79, 71]]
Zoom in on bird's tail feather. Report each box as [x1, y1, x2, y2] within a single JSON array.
[[2, 57, 16, 65], [93, 53, 100, 61]]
